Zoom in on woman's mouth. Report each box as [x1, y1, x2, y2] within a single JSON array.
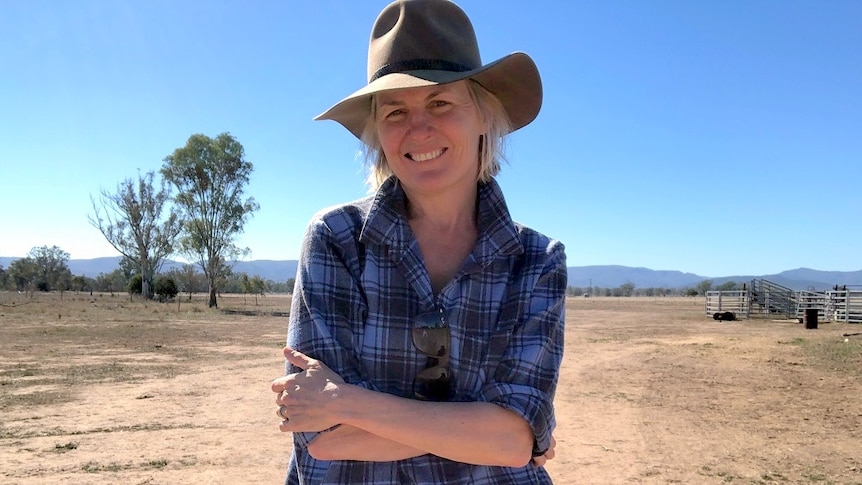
[[407, 148, 445, 162]]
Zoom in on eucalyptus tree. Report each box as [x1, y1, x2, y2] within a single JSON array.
[[7, 257, 36, 293], [33, 245, 71, 291], [89, 171, 182, 299], [12, 246, 73, 292], [71, 275, 90, 294], [696, 279, 715, 296], [161, 133, 259, 308], [93, 269, 128, 295]]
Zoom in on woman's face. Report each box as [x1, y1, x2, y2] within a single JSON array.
[[375, 81, 486, 197]]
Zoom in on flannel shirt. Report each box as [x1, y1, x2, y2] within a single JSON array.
[[284, 176, 566, 485]]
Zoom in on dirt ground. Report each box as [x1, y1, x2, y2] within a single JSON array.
[[1, 293, 860, 484]]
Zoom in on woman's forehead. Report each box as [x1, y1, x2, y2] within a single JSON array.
[[376, 81, 470, 105]]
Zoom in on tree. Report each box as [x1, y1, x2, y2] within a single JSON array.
[[0, 264, 7, 291], [118, 254, 140, 280], [90, 171, 182, 300], [8, 257, 36, 293], [234, 273, 264, 302], [162, 264, 206, 300], [695, 279, 714, 296], [716, 281, 739, 291], [154, 276, 179, 300], [240, 273, 252, 304], [128, 274, 143, 294], [619, 282, 636, 297], [71, 275, 89, 294], [27, 246, 72, 292], [181, 264, 201, 300], [93, 268, 128, 295], [161, 133, 260, 308], [250, 275, 266, 305]]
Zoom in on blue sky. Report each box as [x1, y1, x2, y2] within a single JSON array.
[[1, 0, 860, 278]]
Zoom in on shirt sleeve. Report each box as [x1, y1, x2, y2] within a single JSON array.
[[287, 212, 373, 449], [480, 239, 567, 456]]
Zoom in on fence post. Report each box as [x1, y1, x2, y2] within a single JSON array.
[[745, 286, 750, 318]]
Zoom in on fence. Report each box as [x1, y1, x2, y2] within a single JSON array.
[[706, 280, 861, 323], [797, 290, 827, 321], [752, 279, 797, 319], [705, 290, 750, 318], [826, 289, 862, 323]]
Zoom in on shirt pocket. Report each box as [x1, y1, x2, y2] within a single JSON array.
[[450, 313, 503, 400]]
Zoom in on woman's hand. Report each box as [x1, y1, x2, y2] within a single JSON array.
[[271, 347, 346, 432], [531, 435, 556, 467]]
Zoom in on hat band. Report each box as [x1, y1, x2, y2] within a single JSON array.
[[370, 59, 472, 83]]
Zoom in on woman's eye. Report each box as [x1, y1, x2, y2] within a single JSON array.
[[384, 109, 405, 120]]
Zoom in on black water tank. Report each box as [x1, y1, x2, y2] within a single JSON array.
[[803, 308, 818, 329]]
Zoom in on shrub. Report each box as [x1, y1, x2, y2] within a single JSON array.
[[154, 277, 178, 300], [128, 274, 143, 294]]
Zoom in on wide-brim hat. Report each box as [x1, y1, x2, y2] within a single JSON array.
[[315, 0, 543, 139]]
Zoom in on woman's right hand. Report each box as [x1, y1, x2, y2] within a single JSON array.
[[531, 435, 556, 467], [271, 347, 346, 433]]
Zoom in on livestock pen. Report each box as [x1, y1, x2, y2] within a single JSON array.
[[706, 279, 862, 323]]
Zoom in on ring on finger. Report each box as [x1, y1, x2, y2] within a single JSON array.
[[277, 405, 289, 421]]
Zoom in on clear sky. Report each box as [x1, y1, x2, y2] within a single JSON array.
[[1, 0, 860, 277]]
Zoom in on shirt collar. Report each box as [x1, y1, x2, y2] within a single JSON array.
[[359, 176, 524, 261]]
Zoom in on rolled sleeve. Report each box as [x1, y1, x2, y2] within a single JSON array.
[[481, 241, 566, 455], [286, 213, 374, 450], [484, 383, 555, 455]]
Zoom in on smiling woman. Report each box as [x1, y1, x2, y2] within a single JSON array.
[[269, 1, 566, 484], [373, 82, 486, 201], [364, 79, 512, 190]]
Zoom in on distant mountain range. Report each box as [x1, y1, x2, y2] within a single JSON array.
[[0, 256, 300, 286], [2, 256, 860, 291], [566, 265, 862, 291]]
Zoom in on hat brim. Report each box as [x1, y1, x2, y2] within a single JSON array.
[[315, 52, 542, 139]]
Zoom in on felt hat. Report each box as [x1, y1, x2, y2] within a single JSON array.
[[315, 0, 542, 138]]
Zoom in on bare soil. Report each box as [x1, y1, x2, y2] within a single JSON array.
[[1, 293, 860, 484]]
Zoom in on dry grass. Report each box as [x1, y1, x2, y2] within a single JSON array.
[[1, 292, 861, 484], [0, 292, 287, 413]]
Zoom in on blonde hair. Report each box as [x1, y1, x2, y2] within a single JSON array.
[[360, 80, 512, 191]]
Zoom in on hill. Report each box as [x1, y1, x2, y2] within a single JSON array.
[[567, 266, 862, 291], [0, 256, 298, 284], [2, 256, 860, 290]]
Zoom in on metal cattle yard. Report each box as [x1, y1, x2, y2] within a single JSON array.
[[705, 279, 862, 323]]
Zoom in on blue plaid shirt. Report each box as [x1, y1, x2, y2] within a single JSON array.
[[285, 177, 566, 484]]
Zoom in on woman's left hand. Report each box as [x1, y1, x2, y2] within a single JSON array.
[[271, 347, 346, 432], [531, 435, 556, 467]]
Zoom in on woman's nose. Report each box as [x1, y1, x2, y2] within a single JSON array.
[[406, 110, 433, 137]]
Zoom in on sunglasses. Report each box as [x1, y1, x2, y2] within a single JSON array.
[[412, 310, 451, 401]]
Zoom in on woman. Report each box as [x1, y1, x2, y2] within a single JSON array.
[[271, 1, 566, 483]]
